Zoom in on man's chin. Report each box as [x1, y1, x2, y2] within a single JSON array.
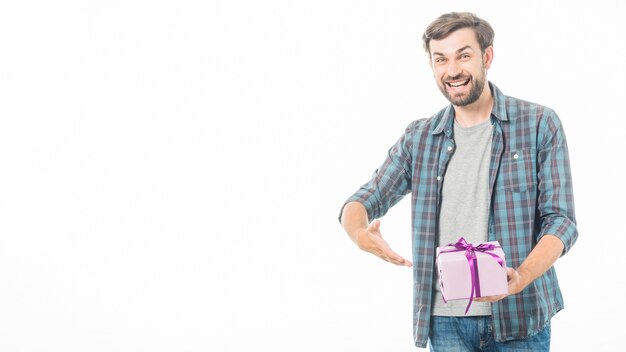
[[445, 85, 484, 107], [444, 93, 470, 106], [451, 98, 471, 106]]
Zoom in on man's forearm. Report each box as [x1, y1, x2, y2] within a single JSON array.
[[340, 202, 369, 245], [477, 234, 565, 302], [515, 234, 565, 291]]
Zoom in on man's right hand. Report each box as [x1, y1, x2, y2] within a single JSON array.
[[341, 201, 412, 267], [356, 219, 412, 267]]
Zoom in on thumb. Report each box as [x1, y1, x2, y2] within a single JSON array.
[[369, 219, 381, 231], [506, 267, 517, 281]]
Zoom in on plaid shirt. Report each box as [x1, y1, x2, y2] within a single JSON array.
[[340, 82, 578, 348]]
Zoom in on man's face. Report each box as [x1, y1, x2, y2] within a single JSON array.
[[428, 27, 493, 107]]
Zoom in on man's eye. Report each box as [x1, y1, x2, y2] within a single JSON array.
[[460, 54, 470, 60]]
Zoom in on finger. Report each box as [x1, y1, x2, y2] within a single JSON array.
[[382, 246, 413, 267], [369, 219, 381, 232], [506, 267, 519, 280], [387, 256, 407, 266], [505, 268, 514, 282], [388, 258, 410, 267], [382, 251, 413, 267], [474, 297, 496, 303], [393, 256, 412, 267], [365, 227, 412, 267], [474, 294, 506, 303], [381, 248, 404, 263]]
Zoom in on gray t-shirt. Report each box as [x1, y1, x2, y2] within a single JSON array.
[[432, 118, 493, 316]]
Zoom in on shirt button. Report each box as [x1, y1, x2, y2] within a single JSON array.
[[437, 176, 442, 181], [447, 146, 453, 151], [513, 153, 519, 159]]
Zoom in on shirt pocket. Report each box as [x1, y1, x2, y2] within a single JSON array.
[[500, 148, 536, 192]]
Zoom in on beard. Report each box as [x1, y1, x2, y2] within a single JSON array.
[[438, 67, 487, 107]]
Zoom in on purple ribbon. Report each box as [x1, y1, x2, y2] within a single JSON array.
[[438, 237, 504, 314]]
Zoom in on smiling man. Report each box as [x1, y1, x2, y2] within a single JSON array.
[[339, 12, 577, 351]]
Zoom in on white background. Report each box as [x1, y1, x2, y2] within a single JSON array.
[[0, 1, 624, 351]]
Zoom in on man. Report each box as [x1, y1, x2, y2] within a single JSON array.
[[339, 12, 577, 351]]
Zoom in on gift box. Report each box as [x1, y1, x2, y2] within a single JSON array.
[[436, 238, 508, 313]]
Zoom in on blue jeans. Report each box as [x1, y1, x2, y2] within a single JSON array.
[[429, 316, 550, 352]]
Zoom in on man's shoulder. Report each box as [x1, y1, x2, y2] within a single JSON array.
[[499, 93, 565, 147], [405, 106, 450, 134], [490, 82, 560, 124], [502, 93, 558, 120]]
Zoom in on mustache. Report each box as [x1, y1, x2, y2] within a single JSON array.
[[444, 74, 471, 82]]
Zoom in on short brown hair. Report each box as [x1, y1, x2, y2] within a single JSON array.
[[422, 12, 494, 55]]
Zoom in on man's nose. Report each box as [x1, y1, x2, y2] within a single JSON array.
[[446, 61, 462, 78]]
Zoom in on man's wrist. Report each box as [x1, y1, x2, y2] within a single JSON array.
[[515, 267, 533, 293], [354, 228, 372, 250]]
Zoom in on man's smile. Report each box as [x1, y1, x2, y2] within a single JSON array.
[[445, 78, 471, 88]]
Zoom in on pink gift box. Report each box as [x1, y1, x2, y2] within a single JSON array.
[[436, 239, 508, 304]]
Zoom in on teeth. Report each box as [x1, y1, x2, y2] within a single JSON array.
[[448, 79, 469, 88]]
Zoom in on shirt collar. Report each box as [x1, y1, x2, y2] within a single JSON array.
[[432, 82, 508, 136]]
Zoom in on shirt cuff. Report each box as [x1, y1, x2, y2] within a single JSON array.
[[537, 216, 578, 255]]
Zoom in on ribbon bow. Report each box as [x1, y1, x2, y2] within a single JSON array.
[[438, 237, 504, 314]]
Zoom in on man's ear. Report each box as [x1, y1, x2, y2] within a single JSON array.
[[483, 46, 494, 69]]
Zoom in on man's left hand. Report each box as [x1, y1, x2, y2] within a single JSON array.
[[473, 267, 527, 303]]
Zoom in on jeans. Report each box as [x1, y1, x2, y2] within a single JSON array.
[[429, 316, 550, 352]]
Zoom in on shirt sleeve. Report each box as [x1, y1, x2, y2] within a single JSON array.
[[536, 109, 578, 255], [338, 123, 416, 223]]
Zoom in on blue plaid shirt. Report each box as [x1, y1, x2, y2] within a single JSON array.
[[340, 83, 578, 348]]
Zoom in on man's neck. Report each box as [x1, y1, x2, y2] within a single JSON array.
[[453, 84, 494, 128]]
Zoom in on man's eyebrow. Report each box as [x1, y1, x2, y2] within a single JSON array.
[[456, 45, 474, 53], [432, 45, 475, 57]]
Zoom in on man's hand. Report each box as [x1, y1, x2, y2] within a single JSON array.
[[356, 220, 412, 267], [474, 267, 526, 303], [341, 202, 411, 267], [474, 234, 564, 303]]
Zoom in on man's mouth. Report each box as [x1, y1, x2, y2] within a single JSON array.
[[445, 78, 470, 88]]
